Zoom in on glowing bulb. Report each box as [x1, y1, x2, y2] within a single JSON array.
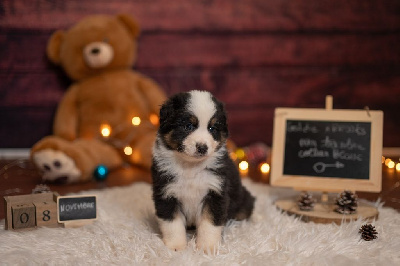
[[235, 149, 246, 160], [149, 114, 159, 125], [100, 124, 111, 138], [239, 161, 249, 171], [382, 156, 385, 164], [396, 163, 400, 171], [124, 146, 133, 156], [230, 152, 237, 161], [385, 158, 392, 166], [388, 161, 395, 169], [132, 116, 141, 126], [260, 163, 270, 174]]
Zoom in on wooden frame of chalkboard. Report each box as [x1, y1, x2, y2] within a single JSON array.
[[271, 108, 383, 192], [57, 195, 97, 224]]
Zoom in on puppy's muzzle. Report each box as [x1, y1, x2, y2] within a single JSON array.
[[195, 143, 208, 156]]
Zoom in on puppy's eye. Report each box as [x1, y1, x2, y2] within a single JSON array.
[[208, 126, 218, 133], [184, 123, 195, 131]]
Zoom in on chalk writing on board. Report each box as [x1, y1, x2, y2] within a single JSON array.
[[313, 161, 344, 173], [58, 196, 96, 222], [60, 202, 95, 212], [283, 120, 371, 179]]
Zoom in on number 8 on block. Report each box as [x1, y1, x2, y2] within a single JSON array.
[[33, 201, 58, 227]]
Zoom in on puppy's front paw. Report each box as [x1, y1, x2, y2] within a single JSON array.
[[163, 235, 187, 251], [158, 215, 187, 251], [33, 149, 81, 184], [196, 220, 223, 254], [196, 235, 220, 254]]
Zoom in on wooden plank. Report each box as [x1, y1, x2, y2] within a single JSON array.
[[136, 34, 400, 68], [227, 107, 274, 146], [1, 0, 399, 31], [142, 67, 400, 107], [2, 30, 400, 71], [1, 67, 399, 148], [0, 106, 55, 148], [2, 67, 399, 117], [1, 103, 399, 148], [2, 67, 399, 110], [0, 73, 65, 107]]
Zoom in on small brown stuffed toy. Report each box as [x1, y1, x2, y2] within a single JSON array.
[[31, 14, 166, 183]]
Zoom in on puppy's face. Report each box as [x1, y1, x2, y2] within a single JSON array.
[[158, 91, 228, 161]]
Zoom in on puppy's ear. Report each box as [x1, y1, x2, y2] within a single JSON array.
[[159, 99, 174, 128], [159, 92, 189, 131], [213, 96, 227, 123]]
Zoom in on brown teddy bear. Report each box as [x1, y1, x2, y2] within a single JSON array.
[[31, 14, 166, 183]]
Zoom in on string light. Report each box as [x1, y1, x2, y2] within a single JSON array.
[[235, 148, 246, 160], [396, 163, 400, 172], [149, 114, 159, 126], [385, 158, 392, 167], [124, 146, 133, 156], [100, 124, 111, 138], [260, 163, 270, 174], [132, 117, 141, 126], [239, 161, 249, 171], [388, 160, 395, 169]]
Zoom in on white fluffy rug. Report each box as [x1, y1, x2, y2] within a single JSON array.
[[1, 179, 400, 265]]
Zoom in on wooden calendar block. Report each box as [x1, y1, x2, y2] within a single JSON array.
[[34, 201, 58, 227], [4, 192, 60, 230], [12, 203, 36, 229]]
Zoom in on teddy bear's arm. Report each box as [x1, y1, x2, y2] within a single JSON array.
[[137, 74, 167, 115], [53, 85, 79, 140]]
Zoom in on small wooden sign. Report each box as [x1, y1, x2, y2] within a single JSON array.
[[57, 195, 97, 226], [271, 107, 383, 192]]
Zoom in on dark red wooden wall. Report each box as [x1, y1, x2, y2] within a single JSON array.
[[1, 0, 400, 148]]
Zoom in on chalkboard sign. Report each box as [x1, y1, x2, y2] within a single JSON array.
[[284, 120, 371, 179], [271, 108, 383, 192], [57, 195, 97, 223]]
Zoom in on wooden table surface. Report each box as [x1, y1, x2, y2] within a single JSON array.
[[1, 159, 399, 220]]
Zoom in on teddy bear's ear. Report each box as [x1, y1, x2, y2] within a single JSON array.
[[117, 14, 140, 39], [47, 30, 65, 65]]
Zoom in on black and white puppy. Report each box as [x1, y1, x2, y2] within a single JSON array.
[[151, 90, 255, 252]]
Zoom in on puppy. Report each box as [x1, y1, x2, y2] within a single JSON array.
[[151, 90, 255, 252]]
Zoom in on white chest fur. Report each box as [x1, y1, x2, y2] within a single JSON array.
[[154, 144, 224, 226], [164, 167, 221, 225]]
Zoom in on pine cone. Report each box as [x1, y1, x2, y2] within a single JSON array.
[[297, 192, 316, 211], [359, 224, 378, 241], [335, 190, 358, 214]]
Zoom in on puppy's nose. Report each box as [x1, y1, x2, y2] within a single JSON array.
[[196, 143, 208, 155]]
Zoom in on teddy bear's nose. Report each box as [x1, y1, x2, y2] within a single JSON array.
[[84, 41, 114, 68], [91, 48, 100, 55]]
